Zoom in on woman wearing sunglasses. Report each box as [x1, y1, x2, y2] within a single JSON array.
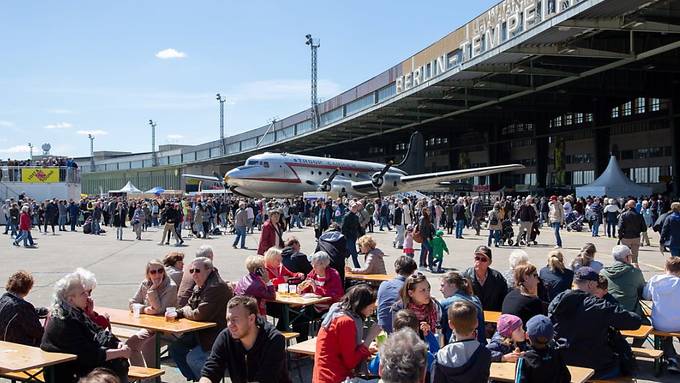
[[126, 259, 178, 368], [501, 263, 547, 326]]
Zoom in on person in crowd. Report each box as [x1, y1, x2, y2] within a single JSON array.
[[281, 236, 312, 275], [539, 250, 574, 301], [232, 201, 248, 249], [600, 245, 647, 319], [314, 199, 333, 238], [162, 251, 184, 286], [640, 200, 653, 246], [571, 242, 603, 273], [58, 200, 68, 232], [159, 203, 181, 246], [316, 223, 349, 282], [515, 315, 571, 383], [487, 202, 503, 247], [44, 198, 58, 235], [452, 197, 466, 239], [604, 198, 621, 238], [515, 196, 537, 247], [78, 367, 121, 383], [391, 273, 441, 341], [126, 259, 178, 368], [73, 268, 110, 330], [68, 200, 80, 231], [504, 249, 529, 288], [131, 203, 144, 240], [548, 266, 642, 379], [486, 313, 528, 363], [430, 229, 449, 273], [198, 296, 290, 383], [378, 256, 418, 333], [0, 271, 47, 346], [393, 200, 406, 249], [375, 328, 429, 383], [438, 271, 485, 344], [501, 263, 546, 326], [112, 202, 126, 241], [643, 256, 680, 372], [257, 209, 283, 255], [346, 234, 387, 275], [590, 197, 603, 237], [41, 272, 131, 382], [342, 201, 363, 268], [169, 257, 231, 381], [618, 200, 647, 268], [417, 207, 434, 269], [548, 195, 565, 249], [431, 300, 491, 383], [264, 247, 304, 287], [177, 245, 217, 306], [234, 255, 276, 315], [661, 202, 680, 257], [463, 245, 508, 311], [313, 285, 382, 383], [12, 205, 36, 248]]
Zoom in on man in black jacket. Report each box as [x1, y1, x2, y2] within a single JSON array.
[[514, 197, 537, 246], [281, 237, 312, 275], [341, 202, 362, 268], [315, 224, 348, 282], [159, 204, 181, 245], [548, 267, 642, 379], [200, 296, 290, 383], [617, 199, 647, 268]]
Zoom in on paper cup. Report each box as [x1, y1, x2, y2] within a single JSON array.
[[132, 303, 144, 318]]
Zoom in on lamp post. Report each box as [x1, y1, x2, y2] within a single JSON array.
[[216, 93, 226, 155], [305, 34, 320, 130], [87, 134, 95, 171], [27, 143, 33, 161], [148, 120, 157, 166]]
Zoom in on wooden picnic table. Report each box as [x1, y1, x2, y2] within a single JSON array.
[[621, 324, 652, 339], [490, 362, 594, 383], [287, 337, 317, 356], [270, 293, 331, 331], [99, 306, 216, 372], [0, 341, 76, 383], [345, 272, 393, 283]]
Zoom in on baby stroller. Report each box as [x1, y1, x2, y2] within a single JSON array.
[[565, 211, 584, 232], [501, 219, 515, 246]]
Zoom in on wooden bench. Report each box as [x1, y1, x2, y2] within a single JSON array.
[[281, 331, 300, 344], [0, 366, 164, 383], [650, 329, 680, 376], [631, 347, 663, 360], [111, 325, 139, 340]]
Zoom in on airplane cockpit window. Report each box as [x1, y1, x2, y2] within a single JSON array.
[[246, 160, 260, 166]]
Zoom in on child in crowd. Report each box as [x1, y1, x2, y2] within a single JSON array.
[[486, 314, 528, 362], [430, 230, 449, 273], [515, 315, 571, 383], [403, 225, 415, 258], [431, 301, 491, 383]]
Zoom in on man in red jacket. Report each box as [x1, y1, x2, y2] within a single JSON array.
[[13, 206, 36, 247]]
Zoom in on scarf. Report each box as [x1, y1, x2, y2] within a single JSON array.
[[321, 302, 364, 346], [407, 299, 439, 332]]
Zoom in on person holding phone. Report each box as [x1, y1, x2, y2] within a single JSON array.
[[234, 256, 276, 316]]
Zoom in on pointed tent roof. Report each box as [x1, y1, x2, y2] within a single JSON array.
[[576, 155, 653, 198], [145, 186, 165, 195], [113, 181, 142, 194]]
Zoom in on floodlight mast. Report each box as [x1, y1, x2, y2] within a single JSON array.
[[305, 34, 321, 130]]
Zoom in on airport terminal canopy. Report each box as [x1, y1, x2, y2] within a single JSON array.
[[111, 181, 142, 194], [576, 156, 653, 198]]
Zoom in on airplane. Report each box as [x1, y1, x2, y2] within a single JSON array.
[[182, 132, 524, 198]]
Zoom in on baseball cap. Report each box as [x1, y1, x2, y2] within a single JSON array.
[[526, 315, 554, 344], [497, 314, 522, 338], [574, 266, 599, 281]]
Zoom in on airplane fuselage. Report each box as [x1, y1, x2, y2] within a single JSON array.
[[225, 152, 406, 198]]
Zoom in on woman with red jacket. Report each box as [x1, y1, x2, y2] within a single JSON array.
[[313, 285, 382, 383], [264, 247, 304, 287], [257, 210, 283, 255], [234, 256, 276, 315], [13, 206, 36, 247]]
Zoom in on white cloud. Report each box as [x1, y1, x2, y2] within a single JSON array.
[[76, 130, 108, 136], [155, 48, 187, 59], [44, 122, 73, 130], [0, 145, 31, 154], [167, 134, 184, 140], [48, 109, 75, 115], [0, 120, 14, 127]]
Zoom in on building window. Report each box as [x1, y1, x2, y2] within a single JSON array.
[[576, 113, 583, 124], [565, 114, 573, 125], [320, 108, 344, 126], [296, 120, 312, 134], [583, 170, 595, 184], [651, 98, 661, 112], [611, 107, 619, 118], [345, 94, 374, 116], [586, 113, 593, 122], [649, 167, 660, 183], [622, 101, 632, 116], [635, 97, 646, 114], [524, 173, 536, 184], [377, 84, 397, 102]]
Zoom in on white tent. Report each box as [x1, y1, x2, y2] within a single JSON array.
[[576, 155, 652, 198], [110, 181, 142, 194]]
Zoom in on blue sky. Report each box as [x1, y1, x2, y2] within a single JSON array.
[[0, 0, 497, 159]]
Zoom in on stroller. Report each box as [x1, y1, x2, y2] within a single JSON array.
[[565, 211, 584, 232], [501, 219, 515, 246]]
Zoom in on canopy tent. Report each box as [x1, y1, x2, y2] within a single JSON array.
[[576, 156, 652, 198], [110, 181, 142, 194], [145, 186, 165, 195]]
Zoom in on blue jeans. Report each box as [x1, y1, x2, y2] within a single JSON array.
[[670, 247, 680, 257], [169, 333, 203, 381], [347, 235, 360, 268], [552, 222, 562, 247], [487, 230, 501, 246], [290, 214, 302, 228], [14, 230, 34, 246], [606, 221, 616, 237], [455, 219, 465, 238], [233, 225, 246, 248], [419, 240, 432, 267], [380, 216, 391, 230], [592, 221, 600, 236]]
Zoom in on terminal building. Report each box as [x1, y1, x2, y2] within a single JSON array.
[[65, 0, 680, 196]]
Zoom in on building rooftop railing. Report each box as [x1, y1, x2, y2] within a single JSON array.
[[0, 166, 81, 184]]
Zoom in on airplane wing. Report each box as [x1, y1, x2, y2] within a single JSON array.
[[349, 164, 524, 196], [180, 174, 221, 182]]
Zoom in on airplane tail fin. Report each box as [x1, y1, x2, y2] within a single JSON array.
[[396, 131, 425, 175]]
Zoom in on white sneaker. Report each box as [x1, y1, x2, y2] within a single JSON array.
[[554, 245, 562, 249]]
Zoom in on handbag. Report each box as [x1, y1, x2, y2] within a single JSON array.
[[413, 224, 423, 243]]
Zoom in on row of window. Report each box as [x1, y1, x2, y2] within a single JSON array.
[[626, 167, 661, 184], [549, 113, 594, 128], [612, 98, 663, 118], [619, 147, 671, 160]]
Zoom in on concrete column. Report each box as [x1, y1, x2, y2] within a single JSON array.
[[592, 99, 612, 177], [534, 119, 549, 189]]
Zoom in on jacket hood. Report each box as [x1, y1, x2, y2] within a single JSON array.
[[651, 274, 680, 296], [435, 339, 482, 369], [601, 262, 634, 279], [319, 231, 344, 243]]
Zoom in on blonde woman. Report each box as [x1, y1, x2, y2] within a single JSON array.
[[264, 247, 304, 287], [345, 234, 386, 275], [539, 250, 574, 300], [127, 260, 178, 368]]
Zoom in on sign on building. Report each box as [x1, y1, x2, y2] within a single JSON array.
[[21, 167, 59, 183]]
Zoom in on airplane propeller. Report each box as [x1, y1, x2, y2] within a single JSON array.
[[318, 168, 340, 192], [372, 160, 393, 200]]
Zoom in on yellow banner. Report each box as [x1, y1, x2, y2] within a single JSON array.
[[21, 167, 60, 183]]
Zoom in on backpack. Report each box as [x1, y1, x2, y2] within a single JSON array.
[[489, 212, 499, 226]]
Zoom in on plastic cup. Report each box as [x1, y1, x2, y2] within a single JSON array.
[[278, 283, 289, 294], [132, 303, 144, 318], [289, 284, 297, 295], [165, 307, 177, 322]]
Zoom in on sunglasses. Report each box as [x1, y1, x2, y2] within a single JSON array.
[[189, 268, 201, 274], [149, 268, 164, 275], [474, 256, 489, 263]]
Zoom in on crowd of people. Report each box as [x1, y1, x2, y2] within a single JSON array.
[[2, 191, 680, 383]]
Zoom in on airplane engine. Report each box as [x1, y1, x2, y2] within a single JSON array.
[[329, 179, 353, 197], [376, 173, 400, 194]]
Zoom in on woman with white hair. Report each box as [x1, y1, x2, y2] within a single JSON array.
[[40, 272, 131, 382], [73, 268, 110, 330], [503, 249, 529, 288]]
